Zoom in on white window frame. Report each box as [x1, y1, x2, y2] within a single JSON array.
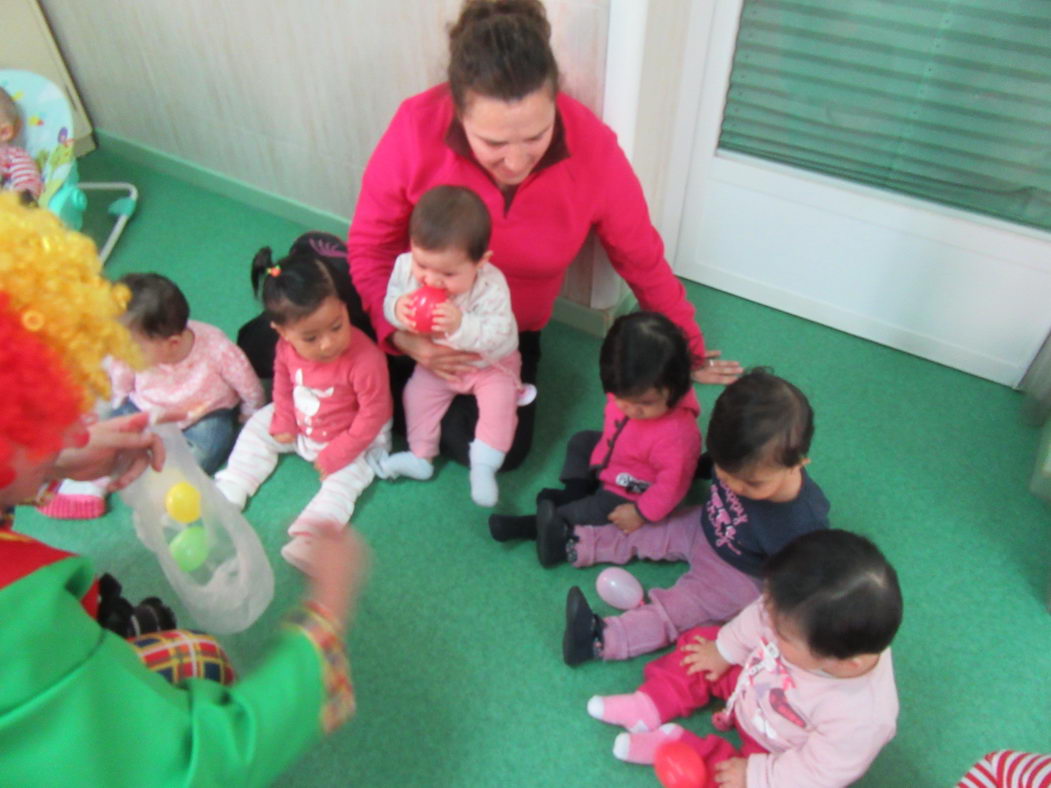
[[659, 0, 1051, 386]]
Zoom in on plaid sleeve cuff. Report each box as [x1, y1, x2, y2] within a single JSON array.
[[285, 601, 355, 733]]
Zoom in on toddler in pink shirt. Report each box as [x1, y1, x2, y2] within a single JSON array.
[[588, 529, 902, 788], [39, 273, 263, 519], [216, 248, 392, 573], [489, 311, 701, 546]]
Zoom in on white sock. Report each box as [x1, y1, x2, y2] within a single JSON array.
[[382, 451, 434, 480], [214, 478, 248, 510], [468, 440, 505, 508], [470, 467, 499, 507]]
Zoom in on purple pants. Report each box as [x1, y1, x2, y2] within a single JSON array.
[[572, 506, 762, 661]]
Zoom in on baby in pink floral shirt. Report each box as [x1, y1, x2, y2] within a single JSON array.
[[39, 273, 264, 519], [0, 87, 42, 203]]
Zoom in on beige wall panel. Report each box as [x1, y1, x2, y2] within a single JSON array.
[[40, 0, 609, 304]]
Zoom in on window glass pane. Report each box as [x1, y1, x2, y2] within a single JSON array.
[[719, 0, 1051, 231]]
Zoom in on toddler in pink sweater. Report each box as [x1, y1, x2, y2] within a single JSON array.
[[588, 529, 902, 788], [216, 249, 392, 573], [489, 311, 701, 546]]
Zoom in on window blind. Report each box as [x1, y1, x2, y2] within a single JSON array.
[[718, 0, 1051, 231]]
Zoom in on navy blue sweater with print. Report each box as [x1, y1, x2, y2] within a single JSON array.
[[700, 470, 831, 577]]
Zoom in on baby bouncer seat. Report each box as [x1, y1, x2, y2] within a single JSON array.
[[0, 69, 136, 263]]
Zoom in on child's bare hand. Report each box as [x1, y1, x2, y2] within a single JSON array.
[[394, 294, 416, 331], [714, 756, 747, 787], [314, 462, 328, 481], [430, 302, 462, 335], [273, 432, 295, 444], [305, 526, 370, 628], [681, 634, 731, 681], [609, 503, 645, 533]]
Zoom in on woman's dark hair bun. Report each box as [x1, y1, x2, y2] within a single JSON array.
[[448, 0, 558, 110], [450, 0, 550, 43]]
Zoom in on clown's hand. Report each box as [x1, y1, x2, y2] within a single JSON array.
[[52, 411, 176, 492]]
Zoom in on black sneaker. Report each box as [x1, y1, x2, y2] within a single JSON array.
[[129, 597, 177, 636], [488, 513, 538, 542], [536, 499, 572, 567], [535, 487, 573, 509], [97, 574, 136, 638], [563, 586, 602, 666]]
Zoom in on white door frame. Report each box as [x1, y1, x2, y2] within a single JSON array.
[[659, 0, 1051, 387]]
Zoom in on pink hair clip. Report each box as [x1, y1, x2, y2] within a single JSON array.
[[267, 265, 282, 277]]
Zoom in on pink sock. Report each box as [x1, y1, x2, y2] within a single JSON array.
[[612, 723, 685, 764], [587, 691, 662, 732]]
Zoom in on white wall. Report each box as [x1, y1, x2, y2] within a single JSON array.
[[39, 0, 614, 304]]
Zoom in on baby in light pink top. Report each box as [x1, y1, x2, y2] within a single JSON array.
[[588, 529, 902, 788], [39, 273, 263, 519], [107, 317, 264, 430]]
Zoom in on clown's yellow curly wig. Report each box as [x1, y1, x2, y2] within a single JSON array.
[[0, 192, 137, 486]]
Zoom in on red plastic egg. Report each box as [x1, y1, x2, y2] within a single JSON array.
[[654, 740, 708, 788], [409, 285, 448, 333]]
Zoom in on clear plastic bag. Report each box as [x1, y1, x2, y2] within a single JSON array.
[[120, 423, 274, 633]]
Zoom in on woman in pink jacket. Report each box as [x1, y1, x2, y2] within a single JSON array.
[[345, 0, 740, 470]]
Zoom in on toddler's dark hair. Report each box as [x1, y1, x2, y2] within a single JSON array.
[[599, 312, 694, 407], [250, 247, 341, 325], [706, 368, 813, 472], [410, 185, 492, 262], [447, 0, 559, 112], [118, 273, 189, 338], [764, 529, 903, 660]]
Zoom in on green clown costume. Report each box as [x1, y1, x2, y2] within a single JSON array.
[[0, 515, 354, 787]]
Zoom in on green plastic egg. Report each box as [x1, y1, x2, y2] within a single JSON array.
[[170, 525, 208, 572]]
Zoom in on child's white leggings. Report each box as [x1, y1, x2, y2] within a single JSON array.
[[215, 404, 392, 527]]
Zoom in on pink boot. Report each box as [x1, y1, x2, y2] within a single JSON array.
[[587, 691, 662, 732], [37, 480, 107, 519]]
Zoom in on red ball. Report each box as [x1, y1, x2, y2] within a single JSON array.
[[654, 741, 708, 788], [408, 285, 448, 333]]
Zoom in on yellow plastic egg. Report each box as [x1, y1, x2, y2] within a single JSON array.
[[165, 481, 201, 524]]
